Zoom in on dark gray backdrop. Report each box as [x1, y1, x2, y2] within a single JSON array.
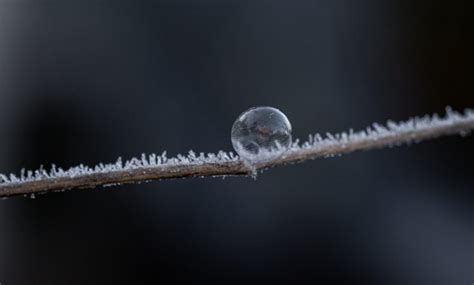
[[0, 1, 473, 284]]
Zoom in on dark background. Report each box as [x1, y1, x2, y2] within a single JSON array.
[[0, 1, 473, 284]]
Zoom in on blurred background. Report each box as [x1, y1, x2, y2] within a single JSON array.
[[0, 0, 473, 284]]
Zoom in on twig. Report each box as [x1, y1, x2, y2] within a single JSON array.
[[1, 108, 473, 198]]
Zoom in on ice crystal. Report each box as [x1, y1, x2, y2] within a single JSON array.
[[0, 107, 472, 190]]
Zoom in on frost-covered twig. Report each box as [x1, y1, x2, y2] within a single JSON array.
[[1, 108, 473, 198]]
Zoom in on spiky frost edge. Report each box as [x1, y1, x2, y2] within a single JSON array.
[[296, 107, 473, 151], [0, 107, 473, 197], [0, 150, 239, 185]]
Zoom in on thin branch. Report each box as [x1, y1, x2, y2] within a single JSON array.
[[1, 108, 473, 198]]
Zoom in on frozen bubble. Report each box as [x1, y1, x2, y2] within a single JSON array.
[[231, 106, 292, 162]]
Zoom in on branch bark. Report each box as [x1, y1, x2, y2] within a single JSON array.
[[1, 109, 473, 198]]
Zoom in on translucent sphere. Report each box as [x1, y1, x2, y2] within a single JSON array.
[[231, 106, 292, 162]]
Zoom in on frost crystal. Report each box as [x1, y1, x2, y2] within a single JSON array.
[[231, 106, 292, 162], [0, 107, 472, 192], [0, 150, 239, 187]]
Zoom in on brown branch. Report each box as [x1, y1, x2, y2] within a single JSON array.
[[1, 108, 473, 198]]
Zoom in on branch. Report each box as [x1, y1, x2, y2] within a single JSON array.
[[1, 108, 473, 198]]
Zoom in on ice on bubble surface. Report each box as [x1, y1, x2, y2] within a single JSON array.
[[231, 106, 292, 162]]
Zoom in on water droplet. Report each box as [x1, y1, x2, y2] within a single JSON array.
[[231, 106, 292, 162]]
